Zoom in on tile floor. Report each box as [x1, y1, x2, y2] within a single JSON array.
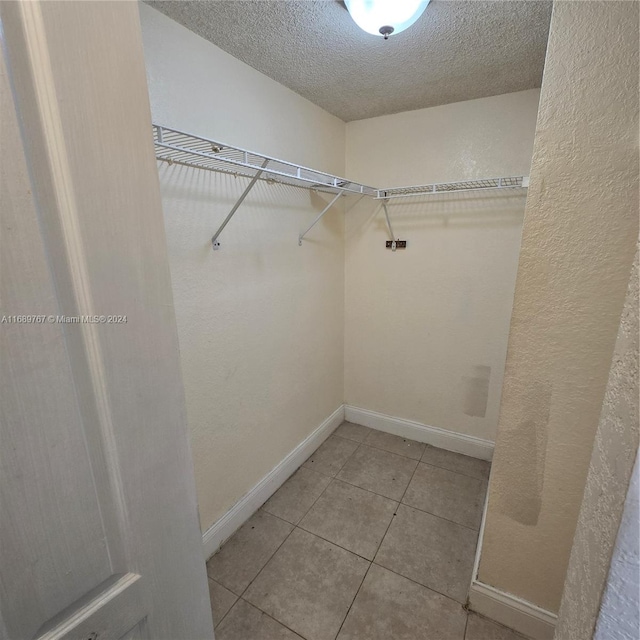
[[206, 422, 526, 640]]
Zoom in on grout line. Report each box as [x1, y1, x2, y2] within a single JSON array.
[[333, 438, 365, 475], [354, 450, 480, 614], [296, 433, 364, 520], [327, 508, 407, 638], [362, 430, 425, 461], [207, 576, 239, 631], [397, 451, 417, 504], [269, 441, 483, 532], [398, 500, 484, 533], [341, 424, 492, 478], [212, 430, 481, 637], [238, 507, 477, 624], [370, 560, 469, 609], [228, 597, 308, 639], [318, 428, 490, 489], [236, 519, 298, 599], [420, 447, 492, 481], [331, 431, 369, 446], [336, 430, 423, 463], [418, 459, 491, 483], [333, 442, 421, 504], [371, 492, 408, 559], [242, 440, 369, 639], [319, 475, 401, 504], [212, 586, 238, 630], [294, 522, 377, 563], [349, 443, 425, 632], [333, 562, 373, 640], [262, 427, 362, 524], [379, 448, 422, 546], [467, 611, 530, 640], [263, 476, 397, 563], [356, 440, 423, 463], [264, 470, 482, 535], [302, 433, 361, 478], [229, 438, 365, 631], [370, 429, 479, 607]]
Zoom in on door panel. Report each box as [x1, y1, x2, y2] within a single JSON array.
[[1, 43, 114, 637], [35, 574, 145, 640], [0, 1, 213, 638]]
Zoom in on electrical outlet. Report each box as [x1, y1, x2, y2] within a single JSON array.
[[385, 240, 407, 251]]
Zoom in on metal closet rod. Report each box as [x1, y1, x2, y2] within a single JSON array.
[[152, 124, 529, 250]]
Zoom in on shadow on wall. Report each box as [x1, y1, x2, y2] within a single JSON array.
[[155, 160, 346, 321], [155, 159, 346, 528], [345, 190, 527, 241], [157, 161, 344, 225]]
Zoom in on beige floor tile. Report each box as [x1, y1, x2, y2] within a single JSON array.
[[206, 510, 293, 595], [215, 599, 303, 640], [337, 564, 467, 640], [336, 444, 418, 501], [208, 578, 238, 628], [334, 421, 373, 443], [403, 463, 487, 529], [364, 430, 426, 460], [421, 445, 491, 480], [263, 467, 332, 524], [465, 613, 527, 640], [302, 435, 359, 477], [375, 504, 477, 603], [244, 528, 370, 640], [299, 479, 397, 560]]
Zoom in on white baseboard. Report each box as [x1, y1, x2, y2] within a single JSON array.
[[201, 404, 344, 560], [202, 403, 493, 559], [468, 580, 557, 640], [201, 403, 552, 638], [344, 405, 494, 461], [466, 430, 556, 639]]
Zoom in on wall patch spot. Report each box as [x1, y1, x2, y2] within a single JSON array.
[[461, 365, 491, 418]]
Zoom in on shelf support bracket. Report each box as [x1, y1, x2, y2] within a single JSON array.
[[382, 199, 405, 251], [298, 191, 343, 246], [382, 198, 396, 239], [211, 158, 269, 250]]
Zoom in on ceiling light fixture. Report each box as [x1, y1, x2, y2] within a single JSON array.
[[345, 0, 430, 39]]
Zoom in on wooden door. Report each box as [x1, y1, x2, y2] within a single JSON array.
[[0, 1, 214, 638]]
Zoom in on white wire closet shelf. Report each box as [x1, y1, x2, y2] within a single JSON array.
[[152, 123, 529, 250], [153, 125, 377, 196], [376, 176, 529, 199]]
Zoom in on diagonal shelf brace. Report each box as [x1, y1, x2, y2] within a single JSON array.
[[298, 192, 343, 246], [211, 158, 269, 250], [381, 199, 395, 241], [152, 123, 528, 250], [382, 199, 403, 252]]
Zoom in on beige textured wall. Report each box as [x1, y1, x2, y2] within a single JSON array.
[[344, 91, 540, 442], [477, 0, 639, 614], [139, 4, 346, 532], [554, 243, 639, 640]]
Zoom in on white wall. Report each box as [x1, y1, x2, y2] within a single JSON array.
[[594, 451, 640, 640], [344, 90, 540, 442], [555, 240, 639, 639], [594, 455, 640, 640], [140, 0, 542, 533], [139, 3, 346, 533], [478, 1, 638, 616]]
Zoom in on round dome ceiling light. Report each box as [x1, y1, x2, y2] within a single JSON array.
[[345, 0, 431, 39]]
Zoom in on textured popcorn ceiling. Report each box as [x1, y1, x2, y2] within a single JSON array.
[[145, 0, 552, 122]]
